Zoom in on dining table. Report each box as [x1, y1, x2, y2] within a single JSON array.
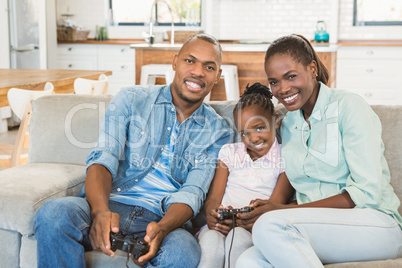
[[0, 69, 112, 108]]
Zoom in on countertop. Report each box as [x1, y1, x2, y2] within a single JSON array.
[[58, 39, 339, 52], [129, 42, 339, 52], [59, 39, 402, 51]]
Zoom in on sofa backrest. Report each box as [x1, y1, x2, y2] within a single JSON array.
[[371, 105, 402, 215], [29, 94, 113, 165], [29, 95, 402, 214]]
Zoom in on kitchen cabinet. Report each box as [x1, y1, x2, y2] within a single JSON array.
[[97, 45, 135, 95], [57, 44, 98, 70], [336, 46, 402, 105], [57, 44, 135, 95]]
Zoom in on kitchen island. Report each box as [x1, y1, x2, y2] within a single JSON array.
[[131, 43, 338, 100]]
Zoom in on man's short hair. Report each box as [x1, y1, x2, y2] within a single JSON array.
[[180, 33, 222, 65]]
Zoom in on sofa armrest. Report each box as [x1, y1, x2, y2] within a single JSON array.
[[0, 163, 86, 236]]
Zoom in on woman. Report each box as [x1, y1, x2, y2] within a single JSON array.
[[235, 34, 402, 267]]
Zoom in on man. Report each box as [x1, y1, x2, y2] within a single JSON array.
[[34, 34, 234, 267]]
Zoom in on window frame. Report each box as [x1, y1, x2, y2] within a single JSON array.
[[109, 0, 201, 27], [353, 0, 402, 26]]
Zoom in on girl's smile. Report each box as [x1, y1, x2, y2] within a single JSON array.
[[235, 105, 276, 161]]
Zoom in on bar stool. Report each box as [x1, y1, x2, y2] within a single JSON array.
[[139, 64, 240, 101], [140, 64, 175, 87]]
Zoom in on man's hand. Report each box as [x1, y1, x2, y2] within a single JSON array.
[[89, 210, 120, 257], [133, 222, 165, 266]]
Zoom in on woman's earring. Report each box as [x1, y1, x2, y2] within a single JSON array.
[[316, 73, 318, 77]]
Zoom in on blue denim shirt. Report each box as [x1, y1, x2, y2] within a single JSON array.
[[85, 84, 234, 217]]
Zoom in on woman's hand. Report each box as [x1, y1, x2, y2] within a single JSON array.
[[236, 199, 288, 231]]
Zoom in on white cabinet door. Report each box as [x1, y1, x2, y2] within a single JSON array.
[[98, 45, 135, 95], [336, 46, 402, 105], [57, 44, 98, 70]]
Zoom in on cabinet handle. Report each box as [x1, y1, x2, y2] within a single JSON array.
[[121, 49, 126, 53], [364, 92, 373, 98], [366, 50, 374, 55], [366, 68, 373, 73], [68, 47, 73, 51], [121, 65, 126, 69], [68, 64, 73, 68]]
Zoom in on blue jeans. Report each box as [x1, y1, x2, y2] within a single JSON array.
[[236, 208, 402, 268], [34, 197, 201, 268]]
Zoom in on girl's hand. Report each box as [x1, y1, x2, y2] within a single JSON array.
[[206, 205, 234, 235]]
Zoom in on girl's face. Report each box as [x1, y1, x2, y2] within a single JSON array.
[[234, 105, 277, 160], [265, 53, 319, 116]]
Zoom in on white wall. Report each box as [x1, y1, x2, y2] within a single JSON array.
[[0, 0, 10, 68], [56, 0, 402, 42]]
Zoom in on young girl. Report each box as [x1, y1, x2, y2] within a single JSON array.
[[236, 34, 402, 267], [197, 82, 294, 268]]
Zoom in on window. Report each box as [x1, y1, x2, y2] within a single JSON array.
[[110, 0, 201, 26], [354, 0, 402, 26]]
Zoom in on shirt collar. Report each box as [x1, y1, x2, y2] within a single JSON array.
[[293, 82, 332, 128], [156, 83, 206, 126]]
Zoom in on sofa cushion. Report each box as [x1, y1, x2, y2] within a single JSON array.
[[324, 258, 402, 268], [0, 163, 86, 236], [29, 94, 113, 165], [371, 106, 402, 215], [206, 100, 240, 142], [0, 229, 20, 268]]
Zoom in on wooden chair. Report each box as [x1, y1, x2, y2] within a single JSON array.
[[74, 74, 109, 95], [0, 82, 54, 169]]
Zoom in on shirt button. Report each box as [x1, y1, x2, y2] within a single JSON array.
[[135, 179, 138, 182], [195, 160, 198, 163], [161, 148, 164, 151], [140, 131, 144, 135], [171, 108, 175, 112], [167, 127, 171, 131], [117, 188, 121, 192]]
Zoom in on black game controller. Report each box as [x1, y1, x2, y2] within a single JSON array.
[[216, 206, 254, 221], [110, 232, 149, 259]]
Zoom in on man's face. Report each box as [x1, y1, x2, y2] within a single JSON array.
[[171, 38, 222, 105]]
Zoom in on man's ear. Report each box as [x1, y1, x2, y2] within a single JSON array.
[[172, 54, 178, 71], [215, 68, 222, 84]]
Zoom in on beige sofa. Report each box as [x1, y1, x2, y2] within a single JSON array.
[[0, 94, 401, 268]]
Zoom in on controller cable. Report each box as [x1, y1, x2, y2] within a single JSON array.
[[125, 244, 131, 268], [227, 214, 236, 268]]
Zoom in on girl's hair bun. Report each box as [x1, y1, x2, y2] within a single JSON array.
[[242, 82, 273, 100], [234, 82, 275, 116]]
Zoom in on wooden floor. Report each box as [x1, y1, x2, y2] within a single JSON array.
[[0, 127, 18, 145]]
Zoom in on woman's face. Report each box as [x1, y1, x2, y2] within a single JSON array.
[[265, 53, 319, 116]]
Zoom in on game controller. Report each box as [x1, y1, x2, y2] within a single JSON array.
[[216, 206, 254, 221], [110, 232, 149, 259]]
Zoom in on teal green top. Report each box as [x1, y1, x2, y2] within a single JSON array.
[[281, 83, 402, 226]]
